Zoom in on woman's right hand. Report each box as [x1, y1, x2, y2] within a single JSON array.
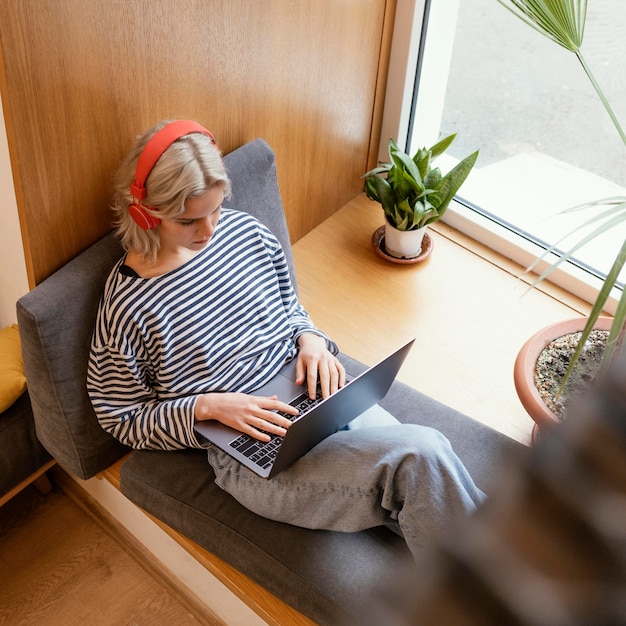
[[194, 393, 298, 442]]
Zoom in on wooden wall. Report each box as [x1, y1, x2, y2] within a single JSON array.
[[0, 0, 395, 287]]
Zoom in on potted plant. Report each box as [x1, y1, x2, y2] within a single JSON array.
[[514, 316, 613, 438], [499, 0, 626, 430], [363, 136, 478, 260]]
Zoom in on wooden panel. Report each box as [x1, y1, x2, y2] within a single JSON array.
[[0, 0, 395, 286]]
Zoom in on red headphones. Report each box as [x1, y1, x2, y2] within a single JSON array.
[[128, 120, 217, 230]]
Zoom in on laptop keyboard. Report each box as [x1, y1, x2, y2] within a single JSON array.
[[229, 385, 324, 469]]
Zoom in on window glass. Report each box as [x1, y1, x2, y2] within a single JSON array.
[[432, 0, 626, 280]]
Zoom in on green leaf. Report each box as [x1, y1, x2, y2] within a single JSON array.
[[429, 134, 456, 159], [363, 177, 380, 202], [388, 167, 405, 196], [527, 202, 626, 283], [559, 238, 626, 389], [560, 196, 626, 217], [395, 210, 409, 230], [603, 275, 626, 371], [398, 168, 423, 199], [387, 137, 402, 160], [413, 147, 432, 180], [435, 150, 479, 214], [362, 165, 390, 179], [391, 147, 423, 186], [496, 0, 587, 52], [424, 168, 442, 190], [365, 174, 395, 214]]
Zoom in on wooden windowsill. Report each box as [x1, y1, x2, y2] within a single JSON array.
[[292, 193, 591, 446]]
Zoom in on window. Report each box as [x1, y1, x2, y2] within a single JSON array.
[[385, 0, 626, 311]]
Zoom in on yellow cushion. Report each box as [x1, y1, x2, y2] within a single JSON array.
[[0, 324, 27, 412]]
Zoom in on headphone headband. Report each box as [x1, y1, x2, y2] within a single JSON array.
[[128, 120, 216, 230], [130, 121, 216, 201]]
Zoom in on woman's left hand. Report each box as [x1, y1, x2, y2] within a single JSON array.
[[295, 333, 345, 399]]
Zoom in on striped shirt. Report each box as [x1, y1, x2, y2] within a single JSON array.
[[87, 208, 336, 451]]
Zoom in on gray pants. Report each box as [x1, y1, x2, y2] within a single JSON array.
[[206, 405, 484, 559]]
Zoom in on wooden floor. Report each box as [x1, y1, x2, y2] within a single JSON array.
[[0, 480, 205, 625]]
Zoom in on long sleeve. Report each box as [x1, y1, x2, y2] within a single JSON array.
[[88, 331, 204, 450], [87, 208, 337, 451]]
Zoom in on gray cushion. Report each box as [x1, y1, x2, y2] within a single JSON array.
[[121, 448, 411, 625], [18, 235, 126, 478], [222, 138, 297, 291], [17, 139, 295, 479], [121, 354, 523, 624], [0, 390, 52, 497]]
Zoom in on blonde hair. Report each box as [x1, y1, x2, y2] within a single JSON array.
[[112, 120, 231, 261]]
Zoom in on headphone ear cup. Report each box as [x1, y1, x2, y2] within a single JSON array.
[[129, 203, 161, 230]]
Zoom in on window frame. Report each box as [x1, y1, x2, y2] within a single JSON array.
[[381, 0, 620, 314]]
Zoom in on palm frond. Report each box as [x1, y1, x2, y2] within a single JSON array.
[[526, 198, 626, 281], [499, 0, 626, 390], [498, 0, 625, 147], [560, 240, 626, 388], [496, 0, 587, 51]]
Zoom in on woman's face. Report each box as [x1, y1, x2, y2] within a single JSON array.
[[157, 185, 225, 253]]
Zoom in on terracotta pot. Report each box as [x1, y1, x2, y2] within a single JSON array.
[[514, 316, 613, 433]]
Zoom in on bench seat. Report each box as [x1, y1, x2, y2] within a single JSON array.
[[17, 138, 523, 624]]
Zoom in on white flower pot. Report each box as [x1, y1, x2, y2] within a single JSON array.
[[384, 223, 427, 259]]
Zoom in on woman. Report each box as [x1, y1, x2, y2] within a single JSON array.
[[87, 120, 484, 560]]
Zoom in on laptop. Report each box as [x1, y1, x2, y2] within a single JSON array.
[[194, 338, 415, 478]]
